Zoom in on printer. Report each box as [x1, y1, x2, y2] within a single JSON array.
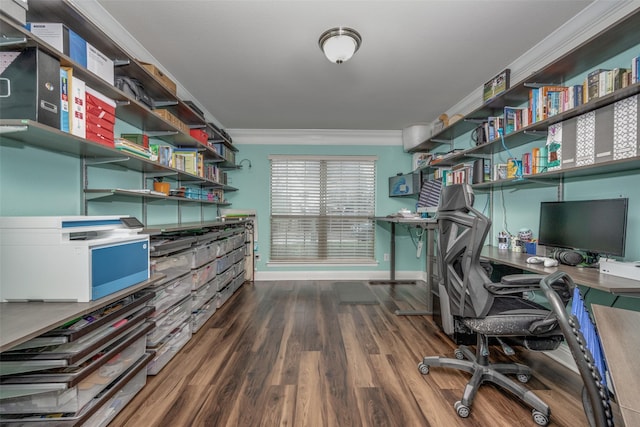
[[0, 216, 149, 302]]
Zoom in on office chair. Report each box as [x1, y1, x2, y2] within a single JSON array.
[[418, 184, 571, 426], [538, 271, 614, 427]]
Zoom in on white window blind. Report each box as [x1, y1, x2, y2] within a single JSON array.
[[270, 156, 376, 263]]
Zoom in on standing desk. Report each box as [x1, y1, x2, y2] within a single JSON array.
[[371, 217, 438, 315], [480, 246, 640, 295]]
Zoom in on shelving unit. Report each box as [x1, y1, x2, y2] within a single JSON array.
[[411, 7, 640, 197]]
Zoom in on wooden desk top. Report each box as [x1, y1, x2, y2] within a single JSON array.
[[592, 305, 640, 426], [481, 246, 640, 294], [0, 275, 162, 352]]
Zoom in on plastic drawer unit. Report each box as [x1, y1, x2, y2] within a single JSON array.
[[190, 240, 220, 269], [0, 352, 154, 426], [192, 297, 218, 333], [0, 321, 152, 416], [150, 251, 194, 286], [146, 297, 192, 347], [189, 260, 217, 291], [192, 282, 217, 312], [146, 321, 191, 376], [146, 274, 192, 317]]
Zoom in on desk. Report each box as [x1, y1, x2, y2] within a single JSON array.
[[371, 217, 438, 315], [592, 305, 640, 427], [481, 246, 640, 295]]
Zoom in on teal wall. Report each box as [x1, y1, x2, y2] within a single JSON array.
[[225, 142, 426, 274]]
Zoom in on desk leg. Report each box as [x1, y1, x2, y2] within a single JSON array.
[[370, 222, 417, 286], [394, 226, 433, 316]]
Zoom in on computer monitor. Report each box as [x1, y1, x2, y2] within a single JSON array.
[[538, 198, 628, 258], [417, 179, 443, 214], [388, 172, 420, 197]]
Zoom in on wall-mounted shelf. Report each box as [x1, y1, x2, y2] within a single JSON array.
[[471, 156, 640, 191], [409, 8, 640, 153], [84, 189, 233, 204]]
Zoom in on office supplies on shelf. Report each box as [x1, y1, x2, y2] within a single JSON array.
[[0, 216, 150, 302]]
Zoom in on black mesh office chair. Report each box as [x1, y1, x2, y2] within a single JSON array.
[[418, 184, 571, 426]]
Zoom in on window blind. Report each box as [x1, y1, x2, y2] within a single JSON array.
[[270, 156, 376, 263]]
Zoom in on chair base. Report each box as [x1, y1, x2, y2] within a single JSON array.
[[419, 335, 551, 426]]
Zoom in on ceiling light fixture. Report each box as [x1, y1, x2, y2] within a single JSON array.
[[318, 27, 362, 64]]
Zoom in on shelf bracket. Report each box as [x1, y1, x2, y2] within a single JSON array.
[[152, 100, 179, 108], [145, 171, 178, 179], [523, 130, 548, 136], [0, 36, 27, 47], [464, 118, 487, 123], [85, 157, 129, 166], [113, 58, 130, 67], [189, 124, 207, 129], [429, 138, 452, 144], [524, 82, 563, 88], [145, 130, 178, 137]]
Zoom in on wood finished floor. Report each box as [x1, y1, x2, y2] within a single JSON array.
[[112, 281, 589, 427]]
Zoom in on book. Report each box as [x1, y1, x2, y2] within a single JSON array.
[[493, 163, 508, 181], [587, 69, 609, 101], [60, 68, 69, 133]]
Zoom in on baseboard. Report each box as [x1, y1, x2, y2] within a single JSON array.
[[254, 269, 426, 282]]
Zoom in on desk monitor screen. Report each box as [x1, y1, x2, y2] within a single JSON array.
[[417, 179, 442, 214], [389, 172, 420, 197], [538, 198, 628, 257]]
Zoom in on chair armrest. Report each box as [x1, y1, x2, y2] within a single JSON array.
[[485, 274, 572, 303], [484, 274, 547, 295]]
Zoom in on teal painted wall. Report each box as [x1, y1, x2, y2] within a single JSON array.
[[224, 143, 427, 273]]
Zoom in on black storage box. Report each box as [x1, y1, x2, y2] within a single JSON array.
[[0, 47, 61, 128]]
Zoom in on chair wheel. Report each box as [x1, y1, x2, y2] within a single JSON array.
[[418, 363, 429, 375], [532, 410, 549, 426], [517, 373, 530, 383], [454, 401, 470, 418], [454, 349, 464, 360]]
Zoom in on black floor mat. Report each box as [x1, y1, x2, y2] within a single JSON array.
[[333, 281, 379, 305]]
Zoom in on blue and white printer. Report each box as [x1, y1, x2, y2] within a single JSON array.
[[0, 216, 149, 302]]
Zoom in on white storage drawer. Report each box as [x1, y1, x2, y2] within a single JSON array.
[[146, 321, 191, 376], [192, 297, 218, 333], [0, 324, 151, 415], [150, 251, 194, 285], [192, 282, 217, 312], [190, 241, 220, 268], [147, 274, 191, 317], [189, 260, 217, 290], [147, 297, 192, 347]]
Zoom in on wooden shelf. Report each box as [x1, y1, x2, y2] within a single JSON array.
[[84, 188, 233, 203], [0, 275, 163, 352]]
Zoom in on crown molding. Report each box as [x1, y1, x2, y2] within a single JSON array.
[[227, 128, 402, 146]]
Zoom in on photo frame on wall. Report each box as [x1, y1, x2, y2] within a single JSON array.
[[483, 69, 510, 103]]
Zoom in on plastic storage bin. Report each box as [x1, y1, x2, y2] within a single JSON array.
[[147, 297, 192, 347], [146, 321, 191, 376], [147, 274, 192, 317]]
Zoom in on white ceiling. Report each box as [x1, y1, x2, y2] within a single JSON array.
[[95, 0, 595, 131]]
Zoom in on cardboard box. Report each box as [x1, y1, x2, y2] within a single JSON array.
[[0, 47, 60, 128], [87, 43, 114, 85], [26, 23, 87, 67], [140, 61, 177, 94], [154, 109, 190, 134]]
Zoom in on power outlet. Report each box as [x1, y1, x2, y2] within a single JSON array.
[[383, 253, 390, 261], [255, 254, 261, 261]]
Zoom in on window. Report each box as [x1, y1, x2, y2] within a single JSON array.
[[270, 155, 376, 263]]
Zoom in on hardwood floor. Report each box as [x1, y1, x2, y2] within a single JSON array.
[[112, 280, 589, 427]]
